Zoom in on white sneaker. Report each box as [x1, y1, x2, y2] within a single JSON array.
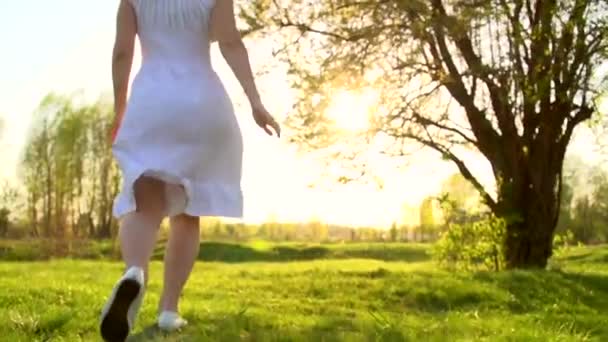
[[158, 311, 188, 331], [100, 266, 145, 341]]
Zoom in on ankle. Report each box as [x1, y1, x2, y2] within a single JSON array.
[[159, 298, 178, 314], [160, 305, 178, 314]]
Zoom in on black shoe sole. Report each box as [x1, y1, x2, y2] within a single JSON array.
[[100, 279, 141, 342]]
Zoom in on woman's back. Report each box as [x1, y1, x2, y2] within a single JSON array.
[[130, 0, 215, 70]]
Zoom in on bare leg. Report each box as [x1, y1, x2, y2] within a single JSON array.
[[101, 176, 167, 340], [159, 213, 200, 313], [119, 176, 167, 283]]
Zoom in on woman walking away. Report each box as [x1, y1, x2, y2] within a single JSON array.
[[99, 0, 280, 340]]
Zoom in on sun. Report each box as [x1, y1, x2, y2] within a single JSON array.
[[325, 89, 378, 132]]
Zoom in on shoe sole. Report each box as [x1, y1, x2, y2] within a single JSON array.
[[100, 279, 141, 342]]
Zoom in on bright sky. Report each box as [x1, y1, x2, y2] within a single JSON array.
[[0, 1, 604, 228]]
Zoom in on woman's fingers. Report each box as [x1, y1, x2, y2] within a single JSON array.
[[271, 120, 281, 138], [264, 118, 280, 137], [263, 124, 273, 136]]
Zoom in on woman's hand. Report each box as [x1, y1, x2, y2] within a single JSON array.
[[210, 0, 279, 138], [252, 101, 281, 137]]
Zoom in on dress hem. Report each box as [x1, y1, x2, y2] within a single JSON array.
[[111, 164, 243, 220]]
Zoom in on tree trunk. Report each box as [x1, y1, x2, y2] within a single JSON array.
[[499, 159, 561, 269], [504, 206, 555, 268], [28, 192, 39, 237], [97, 222, 112, 239]]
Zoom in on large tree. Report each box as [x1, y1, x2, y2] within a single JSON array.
[[241, 0, 607, 267]]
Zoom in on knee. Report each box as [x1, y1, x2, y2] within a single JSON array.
[[133, 176, 167, 219], [171, 214, 200, 231]]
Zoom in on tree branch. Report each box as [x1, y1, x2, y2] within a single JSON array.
[[433, 0, 517, 140], [395, 131, 498, 211], [424, 0, 501, 162]]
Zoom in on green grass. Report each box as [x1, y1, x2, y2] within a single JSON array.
[[0, 242, 606, 341]]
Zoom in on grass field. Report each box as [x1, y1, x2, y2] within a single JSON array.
[[0, 242, 606, 341]]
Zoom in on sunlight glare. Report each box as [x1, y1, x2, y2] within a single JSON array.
[[326, 89, 378, 132]]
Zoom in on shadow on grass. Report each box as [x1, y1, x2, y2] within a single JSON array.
[[472, 269, 608, 314], [205, 313, 407, 341], [557, 249, 608, 264], [127, 311, 408, 342], [196, 242, 330, 263], [151, 241, 431, 263], [0, 239, 116, 262], [0, 238, 430, 263], [333, 245, 430, 262], [560, 271, 608, 305], [127, 325, 163, 342]]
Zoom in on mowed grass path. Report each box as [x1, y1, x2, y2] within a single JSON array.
[[0, 242, 607, 341]]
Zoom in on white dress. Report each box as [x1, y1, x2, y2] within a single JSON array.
[[112, 0, 243, 218]]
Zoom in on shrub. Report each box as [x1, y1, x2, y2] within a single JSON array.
[[552, 229, 577, 257], [432, 215, 506, 271]]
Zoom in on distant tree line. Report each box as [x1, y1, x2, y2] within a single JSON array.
[[555, 155, 608, 244], [0, 95, 402, 242], [1, 95, 607, 247], [1, 94, 120, 239]]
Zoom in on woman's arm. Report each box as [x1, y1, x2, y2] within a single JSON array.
[[111, 0, 137, 141], [210, 0, 280, 137]]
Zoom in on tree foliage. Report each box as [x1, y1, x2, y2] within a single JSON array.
[[437, 173, 484, 225], [441, 173, 479, 211]]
